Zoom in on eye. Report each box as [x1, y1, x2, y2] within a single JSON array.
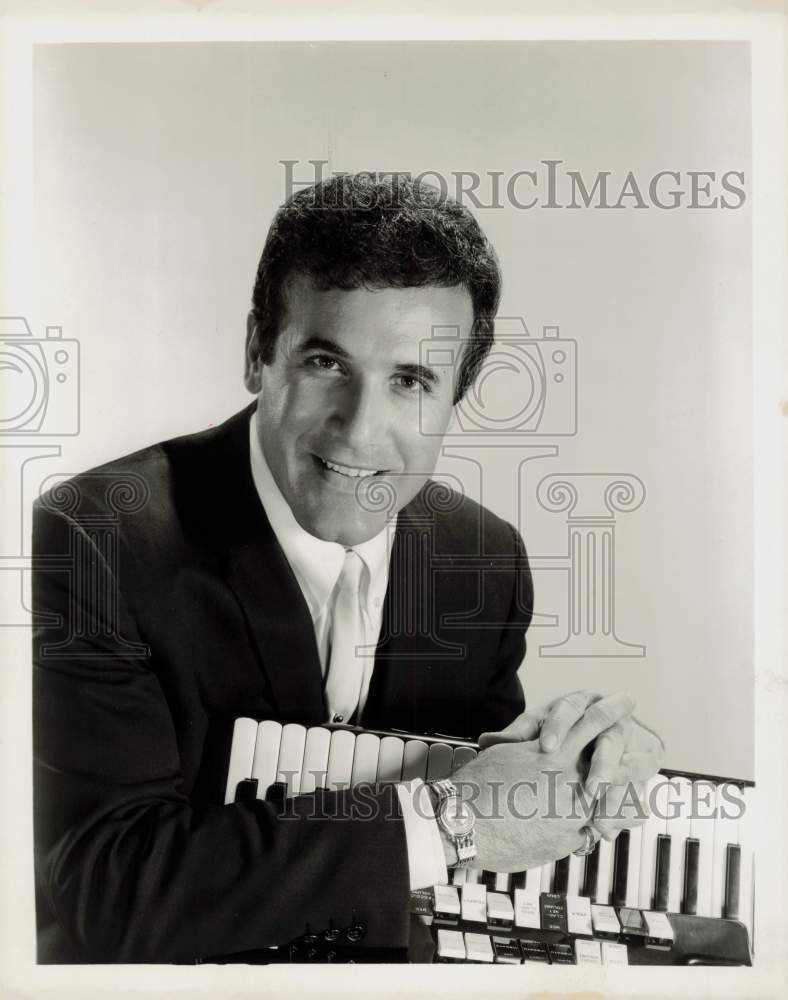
[[393, 373, 431, 394], [305, 354, 344, 374]]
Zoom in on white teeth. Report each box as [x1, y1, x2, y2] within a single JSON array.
[[321, 458, 379, 478]]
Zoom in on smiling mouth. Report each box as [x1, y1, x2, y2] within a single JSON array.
[[316, 456, 385, 478]]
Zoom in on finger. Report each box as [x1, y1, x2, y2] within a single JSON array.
[[619, 750, 663, 783], [478, 710, 543, 749], [594, 779, 647, 835], [565, 692, 635, 754], [587, 752, 662, 789], [630, 715, 666, 755], [538, 689, 600, 752], [585, 723, 627, 799]]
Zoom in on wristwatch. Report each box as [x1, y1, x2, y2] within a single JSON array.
[[429, 778, 477, 868]]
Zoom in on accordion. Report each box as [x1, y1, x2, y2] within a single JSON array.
[[221, 718, 755, 966]]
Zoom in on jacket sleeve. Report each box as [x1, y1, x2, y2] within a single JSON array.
[[33, 501, 411, 964], [477, 522, 534, 734]]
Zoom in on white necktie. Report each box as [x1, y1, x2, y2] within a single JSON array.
[[325, 549, 366, 724]]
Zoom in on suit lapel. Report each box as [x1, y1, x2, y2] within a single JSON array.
[[364, 490, 442, 732], [226, 535, 328, 725], [189, 407, 327, 725], [362, 522, 416, 731], [363, 486, 481, 736]]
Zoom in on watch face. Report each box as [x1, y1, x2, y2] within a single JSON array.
[[440, 798, 474, 836]]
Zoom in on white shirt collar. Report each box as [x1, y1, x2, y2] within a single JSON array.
[[248, 414, 394, 622]]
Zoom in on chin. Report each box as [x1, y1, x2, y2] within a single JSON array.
[[334, 525, 379, 546], [300, 508, 385, 546]]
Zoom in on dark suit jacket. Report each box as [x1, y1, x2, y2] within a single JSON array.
[[32, 405, 534, 963]]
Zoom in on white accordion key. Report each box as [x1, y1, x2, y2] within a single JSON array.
[[464, 931, 493, 963], [401, 739, 429, 781], [326, 728, 356, 790], [452, 746, 477, 770], [276, 723, 307, 797], [689, 779, 716, 917], [601, 940, 628, 966], [436, 928, 465, 961], [523, 866, 541, 895], [710, 782, 739, 918], [252, 719, 282, 801], [575, 938, 602, 966], [426, 742, 453, 781], [377, 735, 405, 783], [638, 775, 665, 910], [494, 872, 511, 894], [224, 717, 258, 804], [594, 837, 614, 904], [666, 777, 692, 914], [625, 823, 642, 908], [514, 887, 541, 929], [300, 726, 332, 794], [451, 866, 468, 886], [352, 731, 381, 786], [566, 852, 583, 898], [738, 786, 755, 951], [539, 862, 555, 894]]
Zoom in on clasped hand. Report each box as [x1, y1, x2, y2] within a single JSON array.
[[482, 689, 665, 841], [449, 690, 664, 872]]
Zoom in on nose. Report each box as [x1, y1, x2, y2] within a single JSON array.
[[327, 377, 387, 458]]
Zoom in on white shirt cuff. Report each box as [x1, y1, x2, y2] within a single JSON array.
[[396, 778, 449, 890]]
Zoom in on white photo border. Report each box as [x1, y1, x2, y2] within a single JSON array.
[[0, 3, 784, 998]]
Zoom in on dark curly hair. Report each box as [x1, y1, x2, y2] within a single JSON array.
[[250, 172, 501, 404]]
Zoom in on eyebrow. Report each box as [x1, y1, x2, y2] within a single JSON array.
[[298, 336, 440, 385], [299, 336, 351, 359]]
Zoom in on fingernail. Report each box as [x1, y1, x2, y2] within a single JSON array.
[[542, 733, 558, 751]]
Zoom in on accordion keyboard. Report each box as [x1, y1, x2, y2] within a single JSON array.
[[224, 718, 754, 966]]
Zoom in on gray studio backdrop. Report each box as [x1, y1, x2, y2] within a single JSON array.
[[32, 41, 752, 779]]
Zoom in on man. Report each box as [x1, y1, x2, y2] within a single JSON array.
[[33, 173, 662, 963]]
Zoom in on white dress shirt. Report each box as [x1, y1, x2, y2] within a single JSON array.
[[248, 417, 447, 890]]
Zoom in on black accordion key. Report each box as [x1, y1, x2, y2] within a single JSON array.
[[552, 856, 570, 895], [510, 871, 528, 891], [481, 870, 498, 890], [654, 834, 672, 912], [265, 780, 288, 811], [724, 844, 741, 920], [234, 778, 259, 803], [612, 830, 630, 908], [683, 837, 700, 915], [581, 841, 601, 899]]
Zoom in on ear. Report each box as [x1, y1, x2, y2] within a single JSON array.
[[243, 311, 263, 393]]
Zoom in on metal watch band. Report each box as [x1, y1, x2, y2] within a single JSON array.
[[430, 778, 457, 803], [429, 779, 477, 868], [452, 835, 477, 868]]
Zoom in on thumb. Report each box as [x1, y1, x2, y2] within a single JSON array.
[[479, 710, 543, 750]]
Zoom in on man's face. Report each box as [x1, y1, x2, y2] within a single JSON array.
[[245, 274, 472, 545]]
